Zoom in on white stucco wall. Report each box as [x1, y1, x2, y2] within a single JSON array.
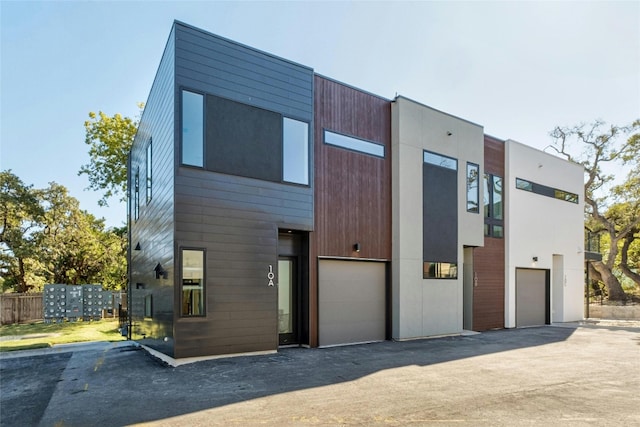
[[392, 97, 484, 339], [505, 140, 585, 327]]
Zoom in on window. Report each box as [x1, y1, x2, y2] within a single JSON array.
[[423, 151, 457, 170], [181, 249, 205, 316], [466, 162, 479, 213], [283, 117, 309, 185], [182, 90, 203, 167], [324, 130, 385, 158], [423, 262, 458, 279], [146, 139, 152, 203], [144, 294, 152, 318], [134, 170, 139, 221], [484, 173, 503, 237], [516, 178, 579, 204]]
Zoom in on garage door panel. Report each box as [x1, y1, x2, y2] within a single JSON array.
[[319, 260, 386, 347], [516, 269, 547, 327]]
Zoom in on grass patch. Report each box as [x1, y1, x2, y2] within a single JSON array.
[[0, 319, 126, 352]]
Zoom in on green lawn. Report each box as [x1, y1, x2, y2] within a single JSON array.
[[0, 319, 126, 352]]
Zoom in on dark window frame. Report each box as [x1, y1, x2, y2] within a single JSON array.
[[466, 162, 480, 213], [180, 248, 206, 317], [146, 138, 152, 203], [484, 173, 504, 238], [282, 116, 310, 186], [323, 128, 385, 158], [180, 88, 205, 168], [134, 168, 140, 221], [516, 177, 579, 204]]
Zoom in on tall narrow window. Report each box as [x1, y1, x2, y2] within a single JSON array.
[[182, 90, 203, 167], [466, 162, 479, 213], [282, 117, 309, 185], [134, 170, 139, 221], [181, 249, 204, 316], [484, 173, 503, 237], [146, 139, 152, 203]]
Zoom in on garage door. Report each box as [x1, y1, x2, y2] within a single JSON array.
[[318, 260, 386, 347], [516, 268, 549, 327]]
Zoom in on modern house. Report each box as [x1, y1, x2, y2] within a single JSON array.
[[127, 21, 585, 360]]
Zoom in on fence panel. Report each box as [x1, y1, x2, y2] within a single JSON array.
[[0, 293, 43, 325]]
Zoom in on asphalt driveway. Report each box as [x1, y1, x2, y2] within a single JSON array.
[[1, 322, 639, 426]]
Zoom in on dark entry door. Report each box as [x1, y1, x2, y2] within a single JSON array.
[[278, 257, 298, 345]]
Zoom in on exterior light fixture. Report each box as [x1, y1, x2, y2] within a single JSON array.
[[532, 256, 538, 262], [134, 242, 142, 251], [354, 243, 361, 253]]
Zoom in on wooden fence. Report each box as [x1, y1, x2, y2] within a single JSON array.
[[0, 293, 43, 325]]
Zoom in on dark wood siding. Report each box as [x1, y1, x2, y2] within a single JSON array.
[[312, 76, 391, 347], [129, 27, 176, 349], [313, 76, 391, 259], [473, 135, 505, 331], [171, 22, 314, 357]]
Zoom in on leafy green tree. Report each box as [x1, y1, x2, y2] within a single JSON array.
[[78, 105, 142, 207], [550, 119, 640, 301], [0, 171, 44, 292], [0, 172, 127, 292]]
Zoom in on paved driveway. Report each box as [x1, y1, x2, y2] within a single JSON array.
[[1, 323, 639, 426]]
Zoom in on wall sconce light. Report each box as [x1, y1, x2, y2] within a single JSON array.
[[532, 256, 538, 262], [154, 263, 168, 279], [353, 243, 361, 253], [134, 242, 142, 251], [447, 131, 453, 136]]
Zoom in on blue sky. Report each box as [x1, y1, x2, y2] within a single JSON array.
[[1, 1, 638, 228]]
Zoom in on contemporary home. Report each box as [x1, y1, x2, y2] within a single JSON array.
[[127, 21, 585, 360]]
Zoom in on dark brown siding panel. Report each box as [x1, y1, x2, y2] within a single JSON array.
[[313, 76, 392, 260], [129, 27, 176, 352], [473, 135, 505, 331], [473, 237, 505, 330]]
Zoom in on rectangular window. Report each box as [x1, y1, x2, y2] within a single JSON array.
[[492, 175, 503, 220], [134, 170, 139, 221], [324, 130, 385, 158], [283, 117, 309, 185], [181, 249, 205, 316], [424, 151, 457, 170], [484, 173, 503, 238], [146, 139, 152, 203], [466, 162, 479, 213], [144, 294, 152, 318], [516, 177, 579, 204], [182, 90, 204, 167], [423, 262, 458, 279]]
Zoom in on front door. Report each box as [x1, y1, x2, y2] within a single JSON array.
[[278, 257, 298, 345]]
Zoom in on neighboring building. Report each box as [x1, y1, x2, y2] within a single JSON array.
[[128, 21, 585, 360]]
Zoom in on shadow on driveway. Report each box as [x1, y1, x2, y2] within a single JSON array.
[[0, 326, 592, 426]]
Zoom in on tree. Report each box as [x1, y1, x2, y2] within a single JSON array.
[[78, 105, 142, 207], [0, 171, 127, 292], [0, 171, 44, 292], [549, 119, 640, 301]]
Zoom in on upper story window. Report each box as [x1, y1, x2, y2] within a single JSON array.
[[424, 151, 457, 170], [324, 130, 385, 158], [181, 90, 204, 167], [484, 173, 503, 237], [466, 162, 479, 213], [146, 139, 152, 203], [516, 178, 579, 204], [134, 169, 140, 221], [283, 117, 309, 185]]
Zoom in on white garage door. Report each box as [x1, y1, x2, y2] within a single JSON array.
[[318, 260, 386, 347], [516, 268, 548, 327]]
